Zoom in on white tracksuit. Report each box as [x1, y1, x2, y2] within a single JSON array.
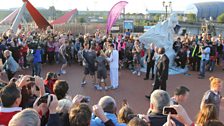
[[107, 50, 119, 88]]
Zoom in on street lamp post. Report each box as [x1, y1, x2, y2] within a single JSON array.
[[162, 1, 172, 19]]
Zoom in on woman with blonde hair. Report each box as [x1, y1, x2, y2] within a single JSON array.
[[118, 105, 134, 124], [200, 76, 224, 117], [196, 104, 218, 126]]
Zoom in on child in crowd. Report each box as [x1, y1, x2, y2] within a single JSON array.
[[132, 40, 142, 76], [18, 48, 24, 69], [94, 50, 108, 91]]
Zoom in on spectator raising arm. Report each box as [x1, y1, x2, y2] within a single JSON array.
[[163, 113, 176, 126], [47, 94, 61, 126], [92, 105, 115, 126], [171, 105, 194, 126], [34, 76, 45, 96]]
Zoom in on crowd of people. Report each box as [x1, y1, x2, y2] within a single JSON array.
[[173, 33, 224, 79], [0, 27, 223, 126], [0, 74, 223, 126]]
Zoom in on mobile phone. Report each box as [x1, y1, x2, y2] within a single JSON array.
[[163, 106, 177, 115], [127, 114, 138, 119], [127, 114, 144, 120], [29, 77, 35, 82], [81, 96, 91, 103], [37, 93, 50, 106]]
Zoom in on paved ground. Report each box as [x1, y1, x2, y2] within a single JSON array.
[[8, 63, 224, 123]]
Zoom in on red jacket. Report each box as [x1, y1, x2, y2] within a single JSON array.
[[0, 107, 22, 126], [44, 79, 57, 93], [20, 45, 28, 55]]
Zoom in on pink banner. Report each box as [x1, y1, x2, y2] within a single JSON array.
[[106, 1, 128, 34]]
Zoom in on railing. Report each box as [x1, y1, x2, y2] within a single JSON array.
[[53, 23, 107, 35]]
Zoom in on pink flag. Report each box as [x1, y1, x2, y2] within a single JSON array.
[[106, 1, 128, 34]]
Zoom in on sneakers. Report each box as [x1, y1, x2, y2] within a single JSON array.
[[132, 71, 137, 74], [137, 72, 141, 76], [94, 84, 103, 91], [81, 81, 87, 87], [112, 86, 118, 90], [105, 85, 113, 90], [104, 86, 109, 90], [61, 70, 66, 74]]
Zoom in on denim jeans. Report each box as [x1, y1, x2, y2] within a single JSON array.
[[33, 62, 41, 76], [208, 60, 215, 71], [55, 52, 60, 64], [200, 60, 208, 77]]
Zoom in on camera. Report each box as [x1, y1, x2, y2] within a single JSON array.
[[37, 93, 53, 106], [29, 77, 35, 82], [80, 96, 91, 103], [163, 106, 177, 115], [127, 114, 144, 120]]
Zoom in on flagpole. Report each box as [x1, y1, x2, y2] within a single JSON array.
[[123, 7, 125, 33]]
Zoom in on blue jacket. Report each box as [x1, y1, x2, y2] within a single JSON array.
[[91, 112, 126, 126], [33, 49, 42, 64], [3, 56, 19, 73]]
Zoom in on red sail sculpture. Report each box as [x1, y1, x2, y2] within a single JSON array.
[[51, 9, 77, 25], [23, 0, 52, 29]]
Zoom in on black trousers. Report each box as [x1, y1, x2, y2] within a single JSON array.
[[47, 52, 55, 64], [6, 70, 15, 81], [151, 78, 167, 93], [175, 59, 186, 69], [192, 56, 200, 71], [145, 62, 154, 79]]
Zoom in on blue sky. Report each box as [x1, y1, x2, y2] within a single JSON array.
[[0, 0, 223, 13]]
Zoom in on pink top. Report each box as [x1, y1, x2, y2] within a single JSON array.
[[54, 41, 60, 52]]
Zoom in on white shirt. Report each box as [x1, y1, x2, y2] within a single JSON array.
[[107, 50, 119, 69], [201, 46, 210, 61]]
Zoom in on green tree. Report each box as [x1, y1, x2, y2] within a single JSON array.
[[178, 15, 183, 21], [217, 13, 224, 23], [79, 17, 86, 24], [153, 14, 160, 21], [186, 13, 196, 22]]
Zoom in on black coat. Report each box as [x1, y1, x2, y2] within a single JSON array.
[[156, 54, 169, 80], [145, 49, 155, 64]]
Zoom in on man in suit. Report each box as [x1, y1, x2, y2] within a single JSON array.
[[146, 47, 169, 99], [144, 43, 155, 80]]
